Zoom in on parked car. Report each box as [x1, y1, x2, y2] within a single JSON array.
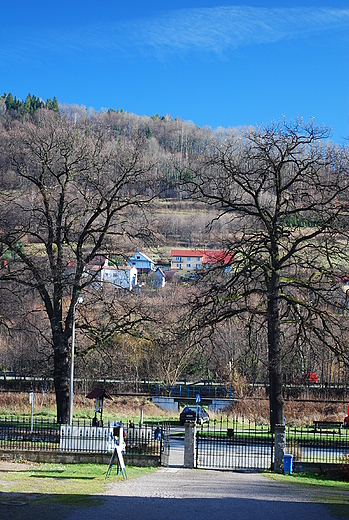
[[179, 406, 209, 426]]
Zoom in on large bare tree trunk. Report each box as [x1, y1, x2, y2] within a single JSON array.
[[53, 343, 70, 424], [52, 309, 71, 424], [268, 285, 283, 431]]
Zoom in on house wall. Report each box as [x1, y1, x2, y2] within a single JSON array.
[[170, 249, 233, 273], [152, 271, 166, 288], [101, 267, 137, 290], [170, 255, 203, 273]]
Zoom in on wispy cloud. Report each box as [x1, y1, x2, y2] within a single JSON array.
[[119, 6, 349, 55], [1, 6, 349, 63]]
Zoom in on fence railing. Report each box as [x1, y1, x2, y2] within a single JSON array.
[[124, 423, 168, 465], [0, 416, 167, 461], [196, 416, 274, 471], [0, 416, 60, 451], [286, 424, 349, 464]]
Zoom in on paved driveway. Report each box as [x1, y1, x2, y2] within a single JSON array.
[[0, 445, 347, 520], [63, 466, 345, 520]]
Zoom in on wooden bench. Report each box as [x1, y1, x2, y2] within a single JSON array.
[[313, 421, 342, 434]]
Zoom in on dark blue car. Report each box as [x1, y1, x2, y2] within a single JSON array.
[[180, 406, 209, 426]]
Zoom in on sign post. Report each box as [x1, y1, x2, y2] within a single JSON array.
[[106, 425, 127, 480], [196, 393, 201, 425], [29, 392, 34, 432]]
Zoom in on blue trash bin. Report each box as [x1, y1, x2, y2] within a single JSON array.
[[284, 454, 293, 474]]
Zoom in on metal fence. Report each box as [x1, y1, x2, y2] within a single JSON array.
[[196, 416, 274, 471], [155, 383, 233, 399], [0, 416, 60, 451], [123, 422, 170, 465], [0, 416, 168, 463], [286, 424, 349, 464]]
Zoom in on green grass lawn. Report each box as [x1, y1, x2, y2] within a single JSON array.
[[0, 461, 157, 520], [0, 462, 156, 496], [266, 472, 349, 518]]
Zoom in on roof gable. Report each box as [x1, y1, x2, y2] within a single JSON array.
[[128, 251, 154, 263]]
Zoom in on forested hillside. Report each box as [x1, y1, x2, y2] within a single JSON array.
[[0, 96, 348, 425], [1, 92, 59, 116]]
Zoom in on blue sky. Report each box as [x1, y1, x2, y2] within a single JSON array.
[[1, 1, 348, 142]]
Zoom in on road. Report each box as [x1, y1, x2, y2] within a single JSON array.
[[169, 435, 184, 466]]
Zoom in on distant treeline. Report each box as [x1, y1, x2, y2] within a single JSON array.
[[1, 92, 59, 116]]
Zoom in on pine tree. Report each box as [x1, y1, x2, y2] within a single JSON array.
[[24, 93, 31, 113], [5, 93, 14, 111], [52, 96, 59, 112]]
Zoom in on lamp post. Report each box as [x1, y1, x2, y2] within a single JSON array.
[[69, 296, 83, 426]]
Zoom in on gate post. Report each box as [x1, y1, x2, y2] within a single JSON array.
[[184, 422, 196, 468], [274, 424, 285, 473]]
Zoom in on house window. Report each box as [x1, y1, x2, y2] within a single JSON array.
[[196, 264, 200, 269], [197, 257, 201, 261], [136, 256, 140, 259], [176, 257, 182, 261], [177, 263, 181, 268], [187, 256, 191, 260], [187, 264, 191, 268]]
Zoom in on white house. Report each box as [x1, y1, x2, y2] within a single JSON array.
[[127, 252, 155, 273], [89, 262, 137, 291]]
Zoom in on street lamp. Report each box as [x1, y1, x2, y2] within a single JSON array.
[[69, 296, 83, 426]]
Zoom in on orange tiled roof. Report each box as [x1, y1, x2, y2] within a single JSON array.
[[202, 250, 234, 265], [170, 249, 234, 265], [170, 249, 204, 257]]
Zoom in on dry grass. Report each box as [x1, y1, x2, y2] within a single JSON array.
[[0, 390, 57, 416], [224, 398, 347, 426], [0, 391, 347, 426], [0, 391, 176, 422]]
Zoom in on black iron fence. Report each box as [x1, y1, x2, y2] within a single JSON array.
[[0, 416, 169, 463], [123, 422, 170, 465], [196, 416, 274, 471], [0, 416, 60, 451], [286, 424, 349, 464]]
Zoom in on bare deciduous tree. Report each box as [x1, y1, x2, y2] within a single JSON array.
[[180, 118, 349, 429], [0, 109, 159, 422]]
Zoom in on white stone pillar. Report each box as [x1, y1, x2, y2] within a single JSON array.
[[274, 424, 285, 473], [184, 422, 196, 468]]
